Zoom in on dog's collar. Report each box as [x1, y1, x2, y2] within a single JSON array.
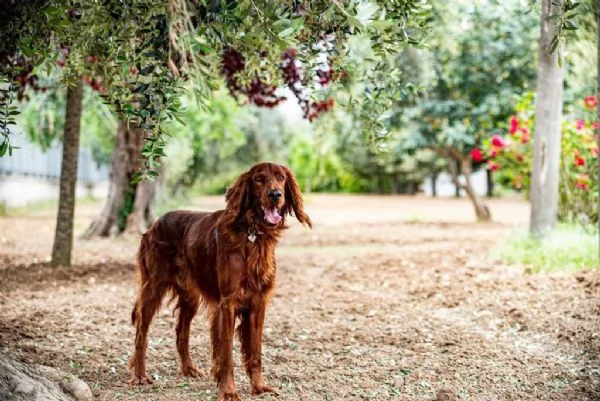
[[247, 227, 264, 242]]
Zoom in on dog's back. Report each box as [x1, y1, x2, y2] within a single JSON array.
[[135, 209, 225, 300]]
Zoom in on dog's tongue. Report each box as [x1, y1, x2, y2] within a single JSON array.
[[264, 207, 282, 225]]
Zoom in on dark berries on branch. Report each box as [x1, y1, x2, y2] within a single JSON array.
[[221, 47, 335, 121]]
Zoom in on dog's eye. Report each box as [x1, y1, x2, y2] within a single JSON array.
[[277, 174, 285, 181], [255, 175, 265, 183]]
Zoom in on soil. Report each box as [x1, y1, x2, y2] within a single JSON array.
[[0, 194, 598, 401]]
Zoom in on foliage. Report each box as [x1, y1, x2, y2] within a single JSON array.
[[492, 225, 599, 272], [403, 0, 539, 157], [164, 88, 311, 195], [0, 1, 65, 155], [164, 88, 247, 192], [0, 0, 431, 180], [287, 133, 363, 193], [480, 93, 599, 224], [18, 85, 116, 163]]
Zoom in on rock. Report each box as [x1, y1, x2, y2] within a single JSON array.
[[0, 352, 94, 401]]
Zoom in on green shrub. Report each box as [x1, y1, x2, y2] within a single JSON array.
[[479, 93, 599, 225]]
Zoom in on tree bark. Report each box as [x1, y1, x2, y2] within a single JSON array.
[[51, 80, 83, 267], [486, 169, 494, 197], [447, 150, 491, 222], [82, 121, 157, 238], [529, 0, 564, 236], [431, 172, 438, 197], [124, 164, 162, 234]]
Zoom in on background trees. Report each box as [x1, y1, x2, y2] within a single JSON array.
[[1, 0, 430, 265], [1, 0, 598, 251]]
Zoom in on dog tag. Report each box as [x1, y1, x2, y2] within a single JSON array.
[[248, 233, 257, 242]]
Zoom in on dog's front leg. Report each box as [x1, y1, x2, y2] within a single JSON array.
[[240, 299, 277, 395], [214, 299, 240, 401]]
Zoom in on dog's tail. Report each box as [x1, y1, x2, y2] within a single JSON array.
[[131, 232, 150, 326]]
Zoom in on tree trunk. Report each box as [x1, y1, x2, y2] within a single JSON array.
[[431, 172, 438, 197], [51, 80, 83, 267], [391, 173, 400, 194], [454, 159, 461, 198], [408, 182, 418, 195], [124, 164, 162, 234], [0, 352, 93, 401], [486, 169, 494, 197], [376, 176, 385, 194], [447, 151, 491, 222], [529, 0, 564, 236], [82, 121, 157, 238]]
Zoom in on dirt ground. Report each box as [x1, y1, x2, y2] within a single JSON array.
[[0, 194, 599, 401]]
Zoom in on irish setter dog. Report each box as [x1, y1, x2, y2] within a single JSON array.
[[128, 162, 311, 401]]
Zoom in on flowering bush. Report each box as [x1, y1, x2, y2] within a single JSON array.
[[475, 93, 598, 224]]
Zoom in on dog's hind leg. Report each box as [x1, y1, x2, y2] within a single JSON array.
[[175, 289, 205, 377], [129, 283, 167, 385]]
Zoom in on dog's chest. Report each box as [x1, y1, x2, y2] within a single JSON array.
[[237, 245, 275, 299]]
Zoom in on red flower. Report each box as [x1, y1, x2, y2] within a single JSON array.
[[509, 115, 519, 135], [592, 122, 599, 130], [489, 149, 498, 158], [520, 131, 529, 144], [487, 160, 499, 171], [574, 155, 585, 166], [584, 96, 598, 110], [575, 119, 585, 130], [575, 173, 590, 189], [491, 134, 504, 148], [470, 148, 483, 162]]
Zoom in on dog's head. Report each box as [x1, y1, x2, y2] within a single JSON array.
[[225, 162, 311, 229]]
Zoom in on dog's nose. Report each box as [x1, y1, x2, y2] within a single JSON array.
[[268, 189, 282, 201]]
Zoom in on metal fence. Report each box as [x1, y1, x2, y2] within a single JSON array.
[[0, 132, 109, 182]]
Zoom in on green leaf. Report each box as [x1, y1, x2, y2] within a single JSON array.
[[0, 140, 7, 157], [133, 84, 150, 93], [139, 65, 155, 75], [130, 172, 144, 184], [278, 27, 295, 38]]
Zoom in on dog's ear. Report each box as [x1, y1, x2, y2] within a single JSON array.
[[283, 167, 312, 228], [225, 172, 252, 223]]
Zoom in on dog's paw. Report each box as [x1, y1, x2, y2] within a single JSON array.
[[181, 363, 206, 378], [218, 390, 242, 401], [129, 374, 153, 385], [252, 384, 278, 396]]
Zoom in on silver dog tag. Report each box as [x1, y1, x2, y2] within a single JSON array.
[[248, 233, 257, 242]]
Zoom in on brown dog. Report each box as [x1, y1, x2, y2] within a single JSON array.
[[128, 162, 311, 401]]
